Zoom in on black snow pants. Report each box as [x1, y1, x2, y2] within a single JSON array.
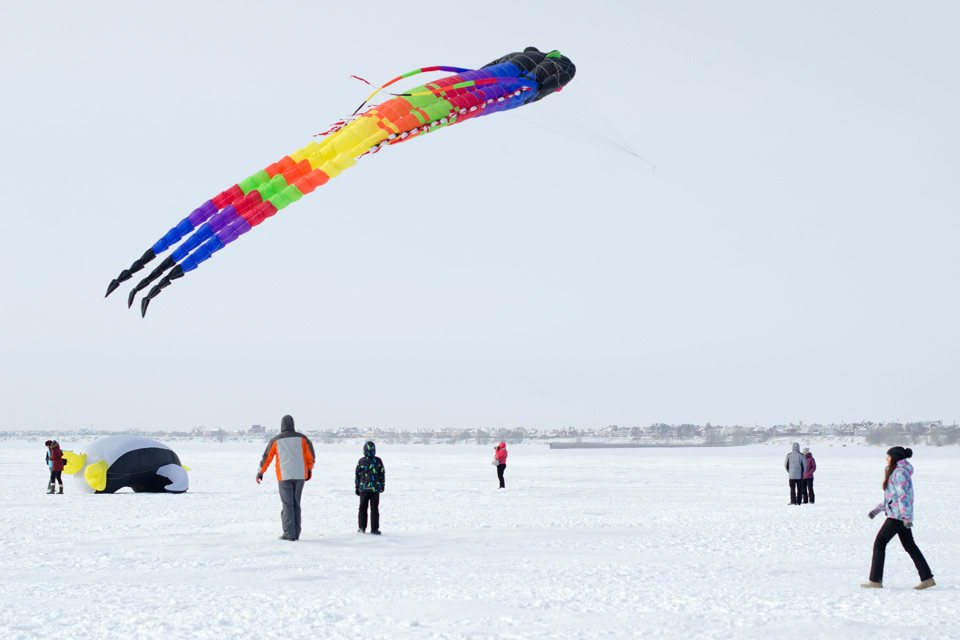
[[869, 517, 933, 583], [497, 463, 506, 488], [278, 479, 305, 540], [789, 479, 803, 504], [359, 491, 380, 532], [802, 478, 815, 504]]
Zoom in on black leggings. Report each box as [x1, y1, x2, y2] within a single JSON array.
[[869, 518, 933, 583], [48, 470, 63, 486], [803, 478, 815, 504], [497, 464, 506, 488]]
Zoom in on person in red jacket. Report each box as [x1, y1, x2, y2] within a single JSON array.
[[257, 415, 315, 541], [493, 442, 508, 489], [802, 447, 817, 504], [45, 440, 65, 494]]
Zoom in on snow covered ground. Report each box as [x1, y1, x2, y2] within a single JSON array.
[[2, 440, 957, 639]]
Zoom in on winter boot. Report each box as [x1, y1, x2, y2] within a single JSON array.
[[46, 482, 55, 494], [57, 485, 63, 494], [860, 581, 882, 589], [915, 578, 936, 590]]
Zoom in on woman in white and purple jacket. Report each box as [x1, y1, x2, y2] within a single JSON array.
[[861, 446, 935, 590]]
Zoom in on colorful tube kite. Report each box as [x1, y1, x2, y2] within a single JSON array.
[[105, 47, 575, 316]]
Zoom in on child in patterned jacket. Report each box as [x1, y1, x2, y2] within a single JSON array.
[[355, 441, 385, 534]]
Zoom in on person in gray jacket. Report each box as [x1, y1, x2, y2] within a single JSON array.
[[784, 442, 807, 505]]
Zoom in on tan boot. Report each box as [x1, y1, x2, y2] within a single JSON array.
[[915, 578, 936, 590], [860, 581, 883, 589]]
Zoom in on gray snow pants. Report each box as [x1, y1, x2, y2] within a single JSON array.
[[278, 479, 305, 540]]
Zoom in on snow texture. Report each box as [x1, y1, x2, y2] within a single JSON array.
[[3, 441, 957, 639]]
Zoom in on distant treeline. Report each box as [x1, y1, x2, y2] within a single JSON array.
[[4, 422, 957, 446]]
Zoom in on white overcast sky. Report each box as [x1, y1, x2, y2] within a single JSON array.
[[2, 1, 957, 432]]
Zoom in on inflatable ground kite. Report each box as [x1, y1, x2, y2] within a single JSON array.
[[104, 47, 575, 315], [65, 435, 189, 494]]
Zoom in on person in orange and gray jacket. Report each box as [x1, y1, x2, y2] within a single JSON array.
[[257, 415, 315, 541]]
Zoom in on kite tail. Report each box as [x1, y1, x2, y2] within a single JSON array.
[[135, 163, 331, 315], [105, 152, 313, 300]]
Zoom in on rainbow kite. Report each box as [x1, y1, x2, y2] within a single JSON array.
[[105, 47, 576, 316]]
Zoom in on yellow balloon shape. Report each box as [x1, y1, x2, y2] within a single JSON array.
[[61, 451, 85, 475], [84, 460, 108, 492]]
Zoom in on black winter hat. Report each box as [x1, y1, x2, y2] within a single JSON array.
[[281, 415, 295, 431], [887, 446, 913, 463]]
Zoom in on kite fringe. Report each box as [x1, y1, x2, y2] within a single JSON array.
[[315, 120, 350, 136]]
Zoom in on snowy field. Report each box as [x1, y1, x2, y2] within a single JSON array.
[[2, 440, 958, 640]]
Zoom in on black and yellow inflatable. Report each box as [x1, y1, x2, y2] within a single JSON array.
[[64, 435, 189, 493]]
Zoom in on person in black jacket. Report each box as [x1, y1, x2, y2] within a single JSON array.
[[355, 441, 385, 534]]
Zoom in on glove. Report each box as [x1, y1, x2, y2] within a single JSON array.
[[904, 521, 913, 529], [355, 489, 360, 496], [256, 472, 263, 484], [306, 469, 312, 481], [868, 507, 881, 519]]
